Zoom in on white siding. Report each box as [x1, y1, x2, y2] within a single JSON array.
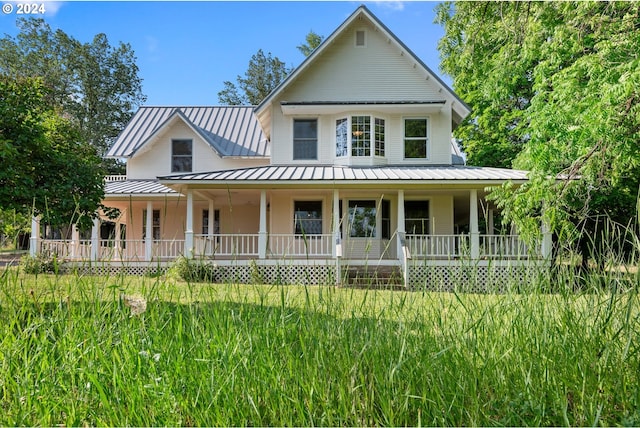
[[269, 20, 454, 166], [281, 22, 442, 102]]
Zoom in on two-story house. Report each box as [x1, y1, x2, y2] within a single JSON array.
[[35, 6, 551, 288]]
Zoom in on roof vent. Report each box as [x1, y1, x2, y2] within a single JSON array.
[[355, 30, 366, 47]]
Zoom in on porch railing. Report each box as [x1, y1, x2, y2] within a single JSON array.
[[194, 234, 259, 257], [39, 233, 539, 262], [267, 234, 332, 257], [40, 239, 184, 261], [406, 235, 470, 258], [480, 234, 530, 258]]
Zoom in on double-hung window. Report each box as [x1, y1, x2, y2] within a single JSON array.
[[172, 139, 193, 172], [404, 118, 428, 159], [293, 119, 318, 160]]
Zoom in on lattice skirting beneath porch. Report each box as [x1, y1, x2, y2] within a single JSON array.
[[409, 263, 545, 293], [63, 260, 545, 291]]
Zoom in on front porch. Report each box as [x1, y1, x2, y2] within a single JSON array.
[[30, 176, 552, 287]]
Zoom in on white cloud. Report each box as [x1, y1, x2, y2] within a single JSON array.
[[374, 1, 405, 12], [43, 1, 65, 17]]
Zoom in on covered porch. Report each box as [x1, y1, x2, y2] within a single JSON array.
[[32, 171, 552, 286]]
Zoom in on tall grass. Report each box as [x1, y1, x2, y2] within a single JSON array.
[[0, 264, 639, 426]]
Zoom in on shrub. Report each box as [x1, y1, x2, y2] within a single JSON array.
[[20, 253, 58, 274], [169, 256, 216, 282]]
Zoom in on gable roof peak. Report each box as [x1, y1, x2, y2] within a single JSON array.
[[254, 4, 470, 131]]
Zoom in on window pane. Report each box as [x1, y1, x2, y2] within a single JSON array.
[[293, 119, 317, 160], [405, 200, 429, 235], [295, 201, 322, 235], [404, 139, 427, 158], [351, 116, 370, 157], [375, 118, 385, 156], [294, 119, 317, 138], [172, 139, 192, 155], [348, 200, 376, 238], [336, 118, 348, 157], [172, 139, 192, 172], [405, 119, 427, 138]]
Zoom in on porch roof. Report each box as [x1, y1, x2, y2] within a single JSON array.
[[158, 165, 529, 186], [105, 179, 179, 197]]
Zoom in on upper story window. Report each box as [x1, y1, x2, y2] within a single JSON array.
[[171, 139, 192, 172], [293, 118, 318, 160], [404, 118, 429, 159], [355, 30, 366, 47], [336, 115, 385, 158], [351, 116, 371, 157]]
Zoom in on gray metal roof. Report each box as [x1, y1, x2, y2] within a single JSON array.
[[159, 165, 528, 185], [106, 106, 270, 159], [105, 180, 179, 196]]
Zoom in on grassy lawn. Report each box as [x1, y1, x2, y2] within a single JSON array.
[[1, 267, 639, 426]]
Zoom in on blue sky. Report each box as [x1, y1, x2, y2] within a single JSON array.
[[0, 1, 448, 106]]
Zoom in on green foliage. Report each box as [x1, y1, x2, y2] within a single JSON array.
[[437, 1, 640, 258], [297, 30, 324, 57], [169, 256, 217, 283], [218, 49, 291, 105], [19, 253, 57, 274], [0, 18, 146, 170], [0, 76, 105, 229]]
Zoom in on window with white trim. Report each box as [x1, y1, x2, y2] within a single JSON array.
[[293, 118, 318, 160], [405, 200, 430, 235], [335, 115, 385, 158], [171, 139, 192, 172], [348, 200, 376, 238], [404, 118, 429, 159], [294, 201, 323, 235]]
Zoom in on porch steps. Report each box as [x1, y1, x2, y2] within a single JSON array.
[[342, 265, 405, 290]]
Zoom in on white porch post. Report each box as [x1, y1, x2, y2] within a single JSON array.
[[470, 189, 480, 259], [397, 190, 410, 287], [208, 199, 215, 255], [333, 189, 342, 286], [208, 200, 215, 239], [258, 190, 267, 259], [29, 216, 40, 257], [185, 190, 194, 258], [114, 222, 121, 258], [90, 217, 99, 261], [71, 224, 80, 259], [145, 201, 153, 261]]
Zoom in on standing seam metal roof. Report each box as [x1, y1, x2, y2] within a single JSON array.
[[158, 165, 529, 183], [106, 106, 270, 159]]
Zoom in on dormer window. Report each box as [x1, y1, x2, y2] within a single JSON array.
[[171, 139, 192, 172], [336, 115, 385, 158]]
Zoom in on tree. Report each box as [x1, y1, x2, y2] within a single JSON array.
[[297, 30, 324, 57], [436, 2, 640, 264], [0, 77, 105, 229], [0, 18, 146, 171], [217, 49, 291, 105]]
